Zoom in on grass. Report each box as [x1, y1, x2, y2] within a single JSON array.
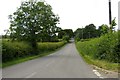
[[2, 44, 66, 68], [75, 40, 118, 72]]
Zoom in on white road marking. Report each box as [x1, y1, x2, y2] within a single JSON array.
[[93, 70, 97, 72], [25, 72, 37, 78], [94, 71, 101, 77], [99, 76, 104, 79], [93, 69, 104, 79]]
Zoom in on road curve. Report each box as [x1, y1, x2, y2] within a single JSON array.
[[2, 42, 98, 78]]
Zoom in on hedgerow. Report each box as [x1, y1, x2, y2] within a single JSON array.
[[2, 40, 32, 62], [37, 41, 66, 52], [2, 40, 66, 62], [76, 31, 119, 63]]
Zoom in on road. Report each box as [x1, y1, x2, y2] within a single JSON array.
[[3, 42, 99, 78]]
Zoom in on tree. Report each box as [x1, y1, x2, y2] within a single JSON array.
[[63, 29, 74, 38], [74, 28, 83, 40], [58, 30, 66, 39], [98, 24, 109, 36], [9, 1, 59, 53], [110, 17, 117, 32], [58, 29, 73, 39], [83, 24, 97, 39]]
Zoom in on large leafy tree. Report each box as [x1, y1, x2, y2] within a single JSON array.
[[74, 28, 83, 39], [58, 30, 66, 39], [9, 1, 59, 52], [83, 24, 97, 39], [58, 29, 73, 39], [63, 29, 73, 38]]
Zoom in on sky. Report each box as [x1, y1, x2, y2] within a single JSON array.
[[0, 0, 119, 35]]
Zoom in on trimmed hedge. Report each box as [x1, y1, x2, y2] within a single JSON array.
[[2, 40, 32, 62], [2, 40, 66, 62], [38, 41, 66, 52]]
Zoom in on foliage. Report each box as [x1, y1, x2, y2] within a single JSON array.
[[98, 24, 109, 36], [95, 32, 118, 62], [38, 41, 66, 52], [58, 30, 66, 39], [110, 17, 117, 31], [83, 24, 97, 38], [76, 31, 119, 63], [74, 24, 99, 41], [2, 40, 32, 62], [2, 39, 66, 62], [63, 29, 74, 38], [58, 29, 73, 39], [62, 36, 70, 42], [9, 1, 60, 52], [74, 19, 117, 41], [75, 37, 80, 42], [74, 28, 83, 40]]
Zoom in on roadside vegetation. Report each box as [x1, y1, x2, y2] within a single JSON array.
[[2, 39, 66, 67], [76, 32, 119, 71], [75, 18, 119, 71]]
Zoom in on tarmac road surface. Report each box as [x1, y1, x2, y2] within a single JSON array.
[[2, 42, 98, 78]]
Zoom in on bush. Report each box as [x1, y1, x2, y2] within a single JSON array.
[[95, 32, 118, 62], [37, 41, 66, 52], [2, 40, 66, 62], [76, 31, 119, 63], [2, 40, 32, 62], [75, 37, 80, 42]]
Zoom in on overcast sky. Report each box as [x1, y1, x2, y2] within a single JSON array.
[[0, 0, 119, 35]]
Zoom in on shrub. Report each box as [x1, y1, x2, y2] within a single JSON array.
[[95, 32, 118, 62], [2, 40, 32, 62], [37, 41, 66, 52], [76, 31, 119, 63], [2, 40, 66, 62], [75, 37, 80, 42]]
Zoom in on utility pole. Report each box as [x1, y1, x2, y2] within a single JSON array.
[[109, 0, 112, 25]]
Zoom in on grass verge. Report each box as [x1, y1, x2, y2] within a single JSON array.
[[75, 42, 118, 72], [2, 43, 66, 68]]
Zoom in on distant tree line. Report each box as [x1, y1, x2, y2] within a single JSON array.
[[74, 18, 116, 41]]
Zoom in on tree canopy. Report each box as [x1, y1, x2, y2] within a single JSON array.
[[9, 1, 60, 44], [98, 24, 109, 36], [9, 1, 61, 53], [58, 29, 73, 39], [74, 18, 117, 41], [74, 24, 98, 40]]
